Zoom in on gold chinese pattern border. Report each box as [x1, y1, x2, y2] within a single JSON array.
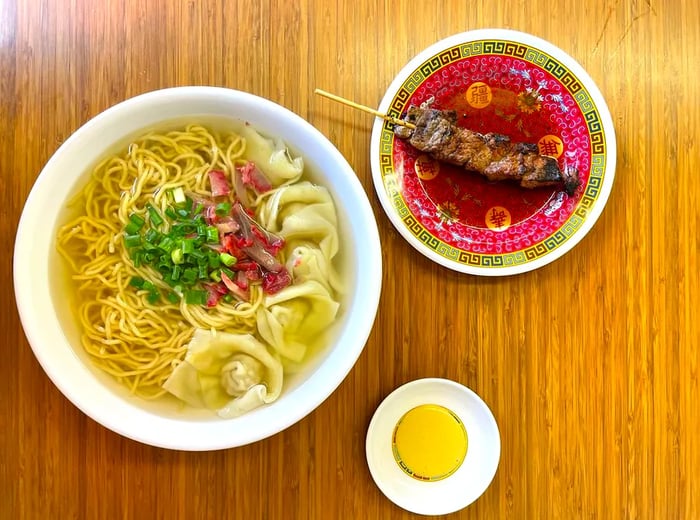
[[378, 40, 607, 268]]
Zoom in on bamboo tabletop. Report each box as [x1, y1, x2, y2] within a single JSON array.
[[2, 1, 698, 518]]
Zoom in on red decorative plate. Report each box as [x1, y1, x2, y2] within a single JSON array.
[[370, 29, 616, 275]]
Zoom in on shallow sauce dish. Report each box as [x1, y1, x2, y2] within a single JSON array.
[[366, 378, 500, 515], [14, 87, 382, 450]]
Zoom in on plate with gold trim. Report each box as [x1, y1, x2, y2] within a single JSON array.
[[370, 29, 616, 275]]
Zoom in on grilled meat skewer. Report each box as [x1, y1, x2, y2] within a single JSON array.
[[394, 105, 580, 195]]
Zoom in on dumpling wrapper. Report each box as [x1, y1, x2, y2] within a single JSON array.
[[256, 279, 340, 363], [240, 125, 304, 187], [286, 242, 343, 295], [258, 182, 339, 261], [162, 329, 284, 418]]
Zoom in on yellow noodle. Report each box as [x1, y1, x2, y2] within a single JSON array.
[[56, 124, 268, 399]]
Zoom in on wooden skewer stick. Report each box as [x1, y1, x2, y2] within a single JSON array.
[[314, 89, 416, 129]]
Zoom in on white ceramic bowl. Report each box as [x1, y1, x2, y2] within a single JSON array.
[[13, 87, 382, 450]]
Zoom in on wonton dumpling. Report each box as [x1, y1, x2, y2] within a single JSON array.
[[162, 329, 283, 418], [256, 279, 340, 363], [240, 125, 304, 186], [286, 242, 343, 295], [258, 182, 339, 261]]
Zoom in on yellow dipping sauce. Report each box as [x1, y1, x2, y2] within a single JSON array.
[[392, 404, 468, 482]]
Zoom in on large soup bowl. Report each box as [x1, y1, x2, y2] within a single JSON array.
[[13, 87, 382, 450]]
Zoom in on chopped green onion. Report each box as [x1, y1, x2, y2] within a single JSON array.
[[146, 203, 164, 227], [182, 268, 197, 284], [124, 234, 142, 248], [165, 207, 178, 220], [176, 208, 190, 219], [223, 294, 234, 303], [193, 203, 203, 216], [183, 197, 193, 211], [208, 252, 221, 269], [219, 253, 236, 266], [171, 187, 186, 205], [124, 221, 141, 235], [198, 263, 208, 279], [129, 213, 146, 229], [144, 228, 161, 244], [158, 236, 176, 253], [184, 290, 208, 305], [130, 250, 143, 268], [190, 249, 205, 261], [129, 276, 145, 289], [147, 291, 160, 304], [215, 201, 232, 216], [171, 223, 193, 236], [171, 248, 184, 265], [181, 239, 195, 255], [167, 292, 180, 304], [142, 280, 156, 291], [221, 266, 235, 279], [205, 226, 219, 243], [210, 270, 222, 282]]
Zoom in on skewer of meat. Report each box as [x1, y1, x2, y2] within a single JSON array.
[[313, 89, 580, 195], [394, 103, 580, 195]]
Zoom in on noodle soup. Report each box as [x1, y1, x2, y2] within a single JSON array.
[[55, 121, 346, 419]]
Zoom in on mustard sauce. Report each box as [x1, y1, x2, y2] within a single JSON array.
[[392, 404, 468, 482]]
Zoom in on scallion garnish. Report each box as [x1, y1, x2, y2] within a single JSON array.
[[185, 290, 208, 305], [205, 226, 219, 243], [182, 268, 197, 284], [144, 228, 160, 244], [181, 239, 195, 254], [165, 207, 178, 220], [124, 234, 142, 248], [208, 252, 221, 269], [219, 253, 236, 266], [171, 187, 186, 205], [146, 203, 164, 227], [158, 236, 176, 253], [129, 276, 145, 288], [129, 213, 146, 228], [171, 248, 184, 265], [122, 192, 278, 308], [215, 201, 232, 216]]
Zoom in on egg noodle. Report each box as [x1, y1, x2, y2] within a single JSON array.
[[56, 125, 266, 399]]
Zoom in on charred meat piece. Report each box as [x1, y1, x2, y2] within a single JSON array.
[[394, 105, 580, 195]]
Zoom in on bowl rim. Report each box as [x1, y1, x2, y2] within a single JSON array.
[[369, 28, 617, 276], [13, 86, 382, 450]]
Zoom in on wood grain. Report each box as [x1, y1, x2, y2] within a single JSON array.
[[2, 0, 698, 518]]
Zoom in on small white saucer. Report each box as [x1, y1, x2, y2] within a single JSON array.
[[365, 378, 500, 515]]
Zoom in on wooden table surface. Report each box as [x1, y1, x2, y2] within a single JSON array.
[[2, 1, 698, 518]]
